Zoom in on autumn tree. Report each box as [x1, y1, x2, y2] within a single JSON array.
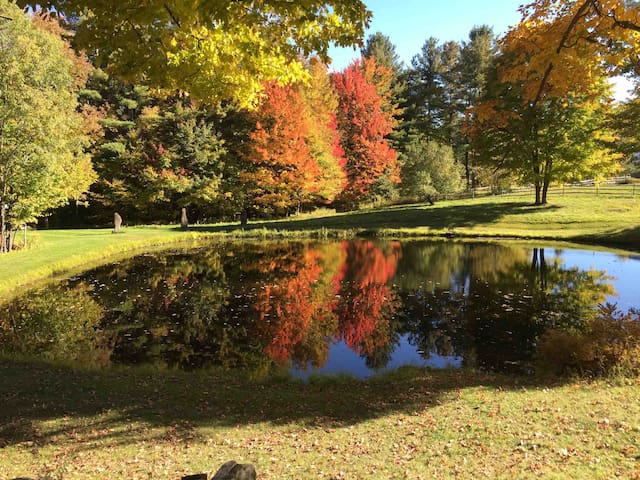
[[332, 58, 400, 207], [0, 3, 95, 250], [299, 58, 347, 204], [242, 82, 320, 216], [470, 69, 621, 203], [465, 0, 639, 204], [20, 0, 371, 107], [500, 0, 640, 107]]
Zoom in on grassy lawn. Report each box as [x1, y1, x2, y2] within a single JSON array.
[[1, 189, 640, 479], [215, 190, 640, 246], [1, 361, 639, 479]]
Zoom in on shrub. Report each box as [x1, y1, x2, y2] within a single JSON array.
[[536, 303, 640, 376]]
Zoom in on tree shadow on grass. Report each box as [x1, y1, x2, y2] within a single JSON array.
[[187, 201, 559, 234], [578, 225, 640, 253], [0, 359, 563, 453]]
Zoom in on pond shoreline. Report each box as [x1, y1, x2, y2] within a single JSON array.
[[0, 224, 638, 302]]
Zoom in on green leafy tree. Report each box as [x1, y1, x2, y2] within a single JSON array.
[[361, 32, 404, 74], [78, 70, 227, 224], [400, 135, 464, 199], [0, 2, 95, 250], [404, 37, 449, 142], [20, 0, 371, 107]]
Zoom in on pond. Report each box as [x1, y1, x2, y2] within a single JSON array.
[[1, 240, 638, 378]]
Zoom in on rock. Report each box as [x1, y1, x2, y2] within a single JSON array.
[[180, 207, 189, 229], [113, 212, 122, 232], [211, 460, 257, 480]]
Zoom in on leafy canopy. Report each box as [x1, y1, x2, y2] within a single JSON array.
[[501, 0, 640, 105], [19, 0, 371, 108], [0, 1, 95, 235]]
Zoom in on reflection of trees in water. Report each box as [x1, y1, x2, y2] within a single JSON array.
[[334, 241, 402, 367], [0, 241, 620, 375], [0, 241, 405, 373], [400, 244, 614, 372], [248, 240, 403, 371], [0, 284, 108, 365], [248, 243, 342, 369], [80, 248, 263, 370]]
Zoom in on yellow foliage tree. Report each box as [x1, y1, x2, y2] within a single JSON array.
[[19, 0, 371, 108], [501, 0, 640, 105]]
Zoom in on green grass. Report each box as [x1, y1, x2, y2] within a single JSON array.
[[1, 189, 638, 300], [220, 190, 639, 246], [1, 360, 639, 479]]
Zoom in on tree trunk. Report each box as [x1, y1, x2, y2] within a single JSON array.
[[541, 179, 550, 205], [8, 228, 15, 252], [464, 150, 471, 190], [534, 182, 542, 205], [540, 158, 553, 205], [0, 204, 5, 253], [539, 248, 547, 291]]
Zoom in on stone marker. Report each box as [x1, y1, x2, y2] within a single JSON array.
[[240, 209, 248, 229], [211, 460, 257, 480], [180, 207, 189, 229], [113, 212, 122, 232]]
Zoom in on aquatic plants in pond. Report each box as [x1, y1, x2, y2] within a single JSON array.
[[0, 240, 631, 376]]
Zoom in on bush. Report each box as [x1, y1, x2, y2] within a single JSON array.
[[536, 304, 640, 376]]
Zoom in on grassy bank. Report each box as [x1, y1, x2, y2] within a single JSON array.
[[203, 190, 639, 247], [1, 360, 639, 479], [0, 189, 638, 300]]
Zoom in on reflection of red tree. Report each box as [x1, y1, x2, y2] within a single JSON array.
[[253, 248, 334, 365], [336, 241, 402, 356]]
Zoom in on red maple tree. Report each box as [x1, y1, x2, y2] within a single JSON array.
[[332, 58, 399, 205]]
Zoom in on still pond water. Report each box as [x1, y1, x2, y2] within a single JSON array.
[[1, 240, 639, 378]]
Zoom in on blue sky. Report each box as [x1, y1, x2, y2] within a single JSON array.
[[328, 0, 524, 71]]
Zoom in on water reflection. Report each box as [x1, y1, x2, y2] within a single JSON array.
[[0, 240, 632, 377]]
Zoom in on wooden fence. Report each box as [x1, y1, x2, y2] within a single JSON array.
[[439, 178, 639, 202]]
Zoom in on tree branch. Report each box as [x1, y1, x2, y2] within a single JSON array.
[[532, 0, 595, 106]]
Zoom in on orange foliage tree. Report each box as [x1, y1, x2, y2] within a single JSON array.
[[501, 0, 640, 106], [242, 82, 321, 215]]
